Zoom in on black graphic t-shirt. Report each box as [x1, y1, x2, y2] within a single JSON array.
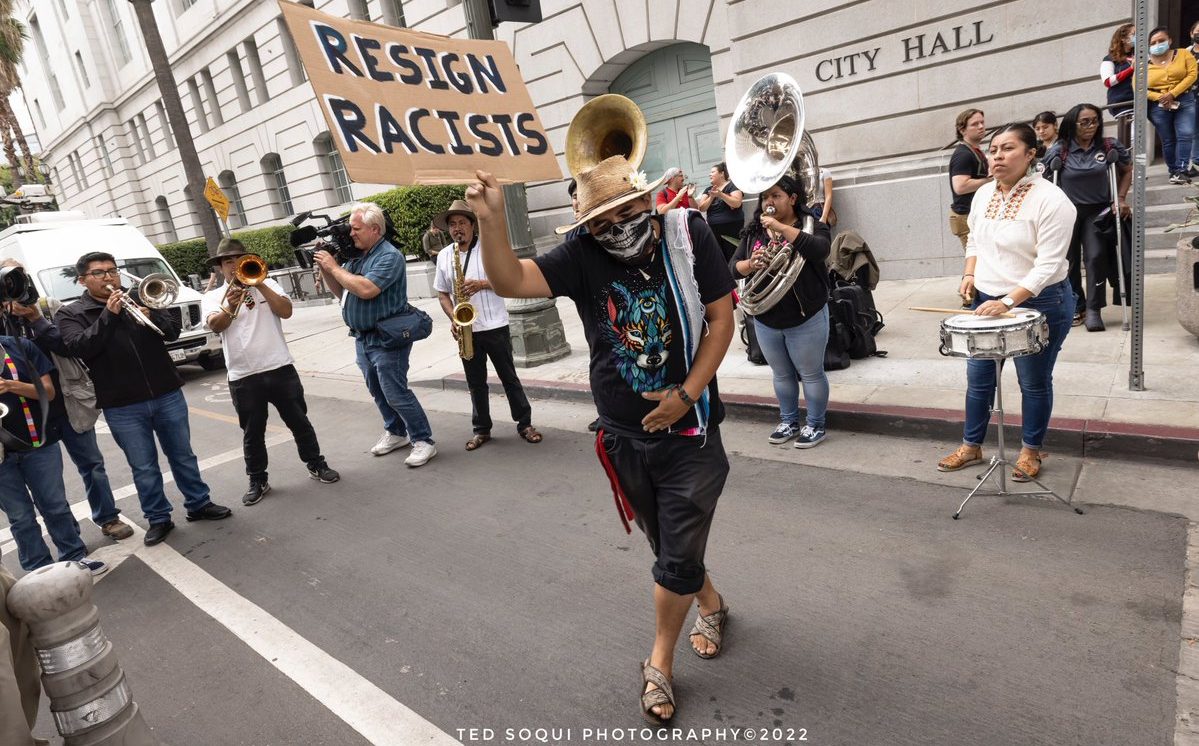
[[534, 212, 734, 438]]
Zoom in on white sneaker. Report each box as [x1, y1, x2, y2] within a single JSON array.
[[405, 441, 437, 467], [371, 431, 411, 456]]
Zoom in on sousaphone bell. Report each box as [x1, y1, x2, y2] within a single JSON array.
[[565, 94, 648, 176]]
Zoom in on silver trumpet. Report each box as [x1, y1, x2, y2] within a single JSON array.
[[106, 271, 178, 337]]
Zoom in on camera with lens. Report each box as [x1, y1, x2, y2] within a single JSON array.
[[0, 266, 39, 307], [289, 211, 356, 269]]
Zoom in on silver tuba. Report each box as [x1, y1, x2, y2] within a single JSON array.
[[725, 72, 821, 315]]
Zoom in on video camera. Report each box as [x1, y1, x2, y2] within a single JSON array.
[[289, 211, 355, 269], [0, 266, 39, 307]]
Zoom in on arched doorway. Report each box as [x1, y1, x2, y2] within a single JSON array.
[[610, 42, 722, 187]]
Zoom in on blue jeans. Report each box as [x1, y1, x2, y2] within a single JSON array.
[[1147, 90, 1196, 173], [355, 339, 434, 443], [963, 279, 1073, 449], [753, 306, 830, 429], [60, 425, 120, 526], [0, 443, 87, 571], [103, 388, 211, 525]]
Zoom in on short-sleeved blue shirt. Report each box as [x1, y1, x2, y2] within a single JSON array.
[[340, 239, 409, 334]]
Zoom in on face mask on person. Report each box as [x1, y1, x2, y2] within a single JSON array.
[[592, 211, 657, 265], [1192, 34, 1199, 45], [1150, 41, 1171, 55], [1127, 35, 1135, 48]]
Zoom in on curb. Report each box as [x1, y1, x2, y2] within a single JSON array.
[[427, 373, 1199, 465]]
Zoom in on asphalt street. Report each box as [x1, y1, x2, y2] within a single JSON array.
[[0, 368, 1188, 746]]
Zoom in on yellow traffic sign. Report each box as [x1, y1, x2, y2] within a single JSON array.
[[203, 177, 230, 222]]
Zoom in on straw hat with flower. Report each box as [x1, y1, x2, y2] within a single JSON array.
[[556, 156, 667, 235]]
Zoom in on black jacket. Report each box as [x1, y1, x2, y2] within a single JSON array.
[[730, 215, 831, 329], [55, 293, 183, 409]]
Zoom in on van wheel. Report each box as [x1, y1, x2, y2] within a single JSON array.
[[198, 353, 225, 371]]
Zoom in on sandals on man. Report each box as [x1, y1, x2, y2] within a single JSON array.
[[518, 426, 543, 444], [640, 659, 675, 724], [689, 594, 729, 659], [465, 434, 491, 451]]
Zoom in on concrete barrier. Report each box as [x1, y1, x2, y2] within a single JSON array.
[[1178, 238, 1199, 338]]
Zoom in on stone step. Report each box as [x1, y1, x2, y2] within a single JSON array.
[[1143, 181, 1197, 207]]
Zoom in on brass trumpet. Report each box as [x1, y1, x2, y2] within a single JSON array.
[[219, 254, 269, 319]]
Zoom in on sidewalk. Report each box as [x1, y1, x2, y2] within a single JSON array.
[[286, 273, 1199, 463]]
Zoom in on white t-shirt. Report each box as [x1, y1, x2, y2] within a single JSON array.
[[202, 278, 294, 382], [433, 240, 509, 332]]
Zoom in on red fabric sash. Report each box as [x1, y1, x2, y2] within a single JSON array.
[[595, 428, 635, 534]]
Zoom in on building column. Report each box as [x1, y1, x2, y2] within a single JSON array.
[[501, 183, 571, 367]]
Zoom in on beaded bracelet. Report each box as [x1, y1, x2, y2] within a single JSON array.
[[674, 385, 696, 406]]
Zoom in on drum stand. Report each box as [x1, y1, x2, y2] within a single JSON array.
[[952, 359, 1084, 519]]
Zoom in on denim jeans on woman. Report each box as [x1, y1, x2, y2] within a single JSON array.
[[1147, 90, 1196, 174], [103, 388, 212, 525], [753, 305, 830, 429], [962, 279, 1074, 450], [0, 443, 87, 571]]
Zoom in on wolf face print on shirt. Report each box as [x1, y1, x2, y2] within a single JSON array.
[[601, 281, 673, 393]]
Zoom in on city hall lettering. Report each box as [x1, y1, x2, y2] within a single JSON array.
[[814, 20, 993, 82]]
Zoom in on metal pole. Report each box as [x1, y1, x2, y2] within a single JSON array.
[[461, 0, 571, 366], [1129, 0, 1148, 390]]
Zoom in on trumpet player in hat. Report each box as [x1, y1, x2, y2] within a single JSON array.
[[204, 239, 339, 507], [466, 152, 735, 724], [432, 200, 539, 451]]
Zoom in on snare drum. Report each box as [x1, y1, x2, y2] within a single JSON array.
[[938, 310, 1049, 359]]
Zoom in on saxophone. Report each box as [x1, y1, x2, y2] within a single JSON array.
[[451, 246, 476, 360]]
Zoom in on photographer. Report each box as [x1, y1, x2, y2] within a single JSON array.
[[313, 202, 437, 468], [57, 252, 233, 546], [0, 260, 133, 542], [204, 239, 339, 505]]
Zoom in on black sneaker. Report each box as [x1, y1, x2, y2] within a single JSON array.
[[185, 502, 233, 522], [242, 481, 270, 506], [793, 425, 827, 449], [144, 521, 175, 546], [308, 465, 340, 484], [587, 418, 600, 432], [768, 422, 800, 444]]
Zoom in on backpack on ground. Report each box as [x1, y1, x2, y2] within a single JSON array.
[[740, 317, 767, 365]]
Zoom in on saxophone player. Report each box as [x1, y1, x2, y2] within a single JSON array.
[[432, 200, 540, 451]]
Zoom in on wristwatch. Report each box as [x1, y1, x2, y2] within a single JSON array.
[[1001, 297, 1015, 309]]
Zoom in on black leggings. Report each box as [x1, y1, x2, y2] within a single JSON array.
[[1066, 203, 1124, 313]]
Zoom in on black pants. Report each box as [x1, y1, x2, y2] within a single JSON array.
[[709, 222, 743, 262], [1067, 203, 1119, 313], [462, 325, 532, 435], [228, 364, 325, 482], [599, 428, 729, 595]]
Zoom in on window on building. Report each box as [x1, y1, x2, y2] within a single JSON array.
[[276, 17, 307, 86], [96, 135, 114, 177], [68, 151, 87, 190], [55, 0, 69, 20], [186, 77, 209, 133], [382, 0, 406, 26], [33, 100, 46, 129], [127, 119, 145, 164], [101, 0, 132, 66], [200, 68, 223, 126], [29, 17, 65, 111], [315, 133, 353, 205], [261, 153, 294, 218], [226, 50, 252, 114], [217, 170, 248, 228], [74, 52, 90, 88], [243, 38, 269, 107], [155, 196, 178, 243], [136, 113, 156, 160], [154, 100, 175, 150], [177, 0, 199, 13], [348, 0, 370, 20]]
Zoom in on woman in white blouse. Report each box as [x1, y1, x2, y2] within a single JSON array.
[[938, 123, 1078, 482]]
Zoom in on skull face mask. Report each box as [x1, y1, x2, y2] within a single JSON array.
[[592, 211, 657, 266]]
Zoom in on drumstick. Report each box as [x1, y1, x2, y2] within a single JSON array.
[[909, 306, 1017, 319]]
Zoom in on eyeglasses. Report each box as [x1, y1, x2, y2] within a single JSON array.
[[84, 269, 120, 279], [1077, 119, 1100, 127]]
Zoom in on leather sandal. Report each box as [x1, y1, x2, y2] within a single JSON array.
[[640, 659, 675, 725], [518, 426, 543, 444], [1012, 450, 1042, 482], [689, 594, 729, 659], [937, 444, 984, 472], [465, 434, 491, 451]]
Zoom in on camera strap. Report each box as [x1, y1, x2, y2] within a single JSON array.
[[0, 340, 51, 451]]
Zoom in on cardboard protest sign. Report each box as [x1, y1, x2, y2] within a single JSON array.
[[277, 1, 562, 185]]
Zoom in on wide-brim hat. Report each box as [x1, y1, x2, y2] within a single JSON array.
[[434, 199, 477, 232], [208, 238, 249, 266], [556, 155, 667, 235]]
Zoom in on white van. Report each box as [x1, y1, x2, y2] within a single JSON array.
[[0, 213, 223, 369]]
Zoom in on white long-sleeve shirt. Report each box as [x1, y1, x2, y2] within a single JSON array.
[[965, 172, 1077, 297]]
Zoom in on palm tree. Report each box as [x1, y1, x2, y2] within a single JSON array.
[[128, 0, 222, 254], [0, 7, 28, 187]]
